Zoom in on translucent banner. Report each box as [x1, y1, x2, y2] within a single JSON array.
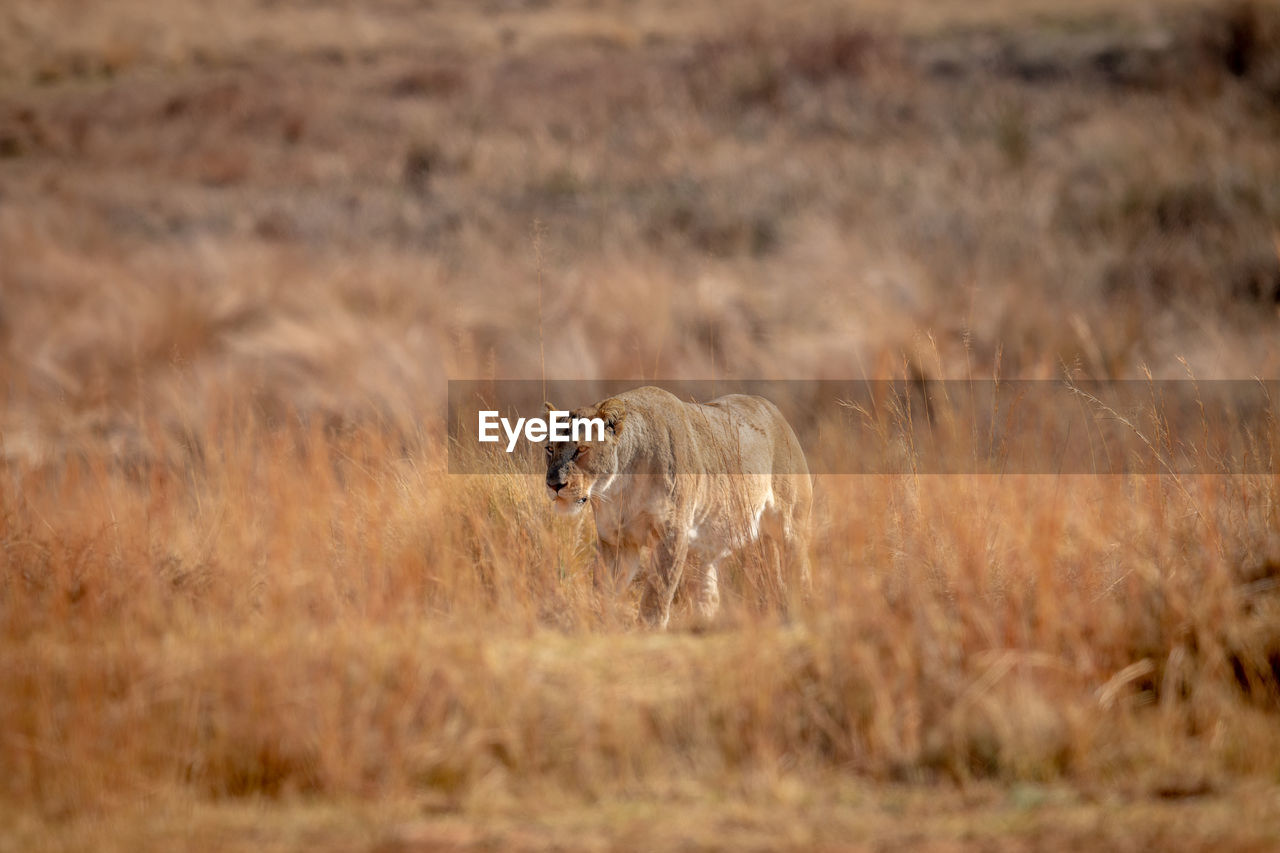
[[447, 380, 1280, 475]]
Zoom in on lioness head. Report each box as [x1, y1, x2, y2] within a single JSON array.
[[544, 398, 626, 516]]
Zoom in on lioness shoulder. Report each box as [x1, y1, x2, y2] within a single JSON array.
[[545, 386, 812, 628]]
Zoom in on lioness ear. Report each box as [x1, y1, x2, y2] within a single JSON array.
[[544, 401, 557, 413], [597, 398, 626, 434]]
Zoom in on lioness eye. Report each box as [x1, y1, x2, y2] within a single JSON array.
[[545, 445, 553, 456], [575, 446, 587, 458]]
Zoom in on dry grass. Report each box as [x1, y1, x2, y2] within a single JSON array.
[[3, 0, 1280, 849]]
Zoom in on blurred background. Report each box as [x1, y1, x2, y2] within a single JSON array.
[[5, 4, 1280, 848], [3, 0, 1278, 464]]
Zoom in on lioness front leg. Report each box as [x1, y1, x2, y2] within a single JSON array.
[[596, 539, 642, 624], [595, 539, 643, 593], [639, 531, 689, 630]]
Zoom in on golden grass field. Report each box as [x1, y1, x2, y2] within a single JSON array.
[[3, 0, 1280, 849]]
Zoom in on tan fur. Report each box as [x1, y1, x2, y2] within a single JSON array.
[[544, 386, 812, 628]]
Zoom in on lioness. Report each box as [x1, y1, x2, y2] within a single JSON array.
[[545, 386, 812, 628]]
